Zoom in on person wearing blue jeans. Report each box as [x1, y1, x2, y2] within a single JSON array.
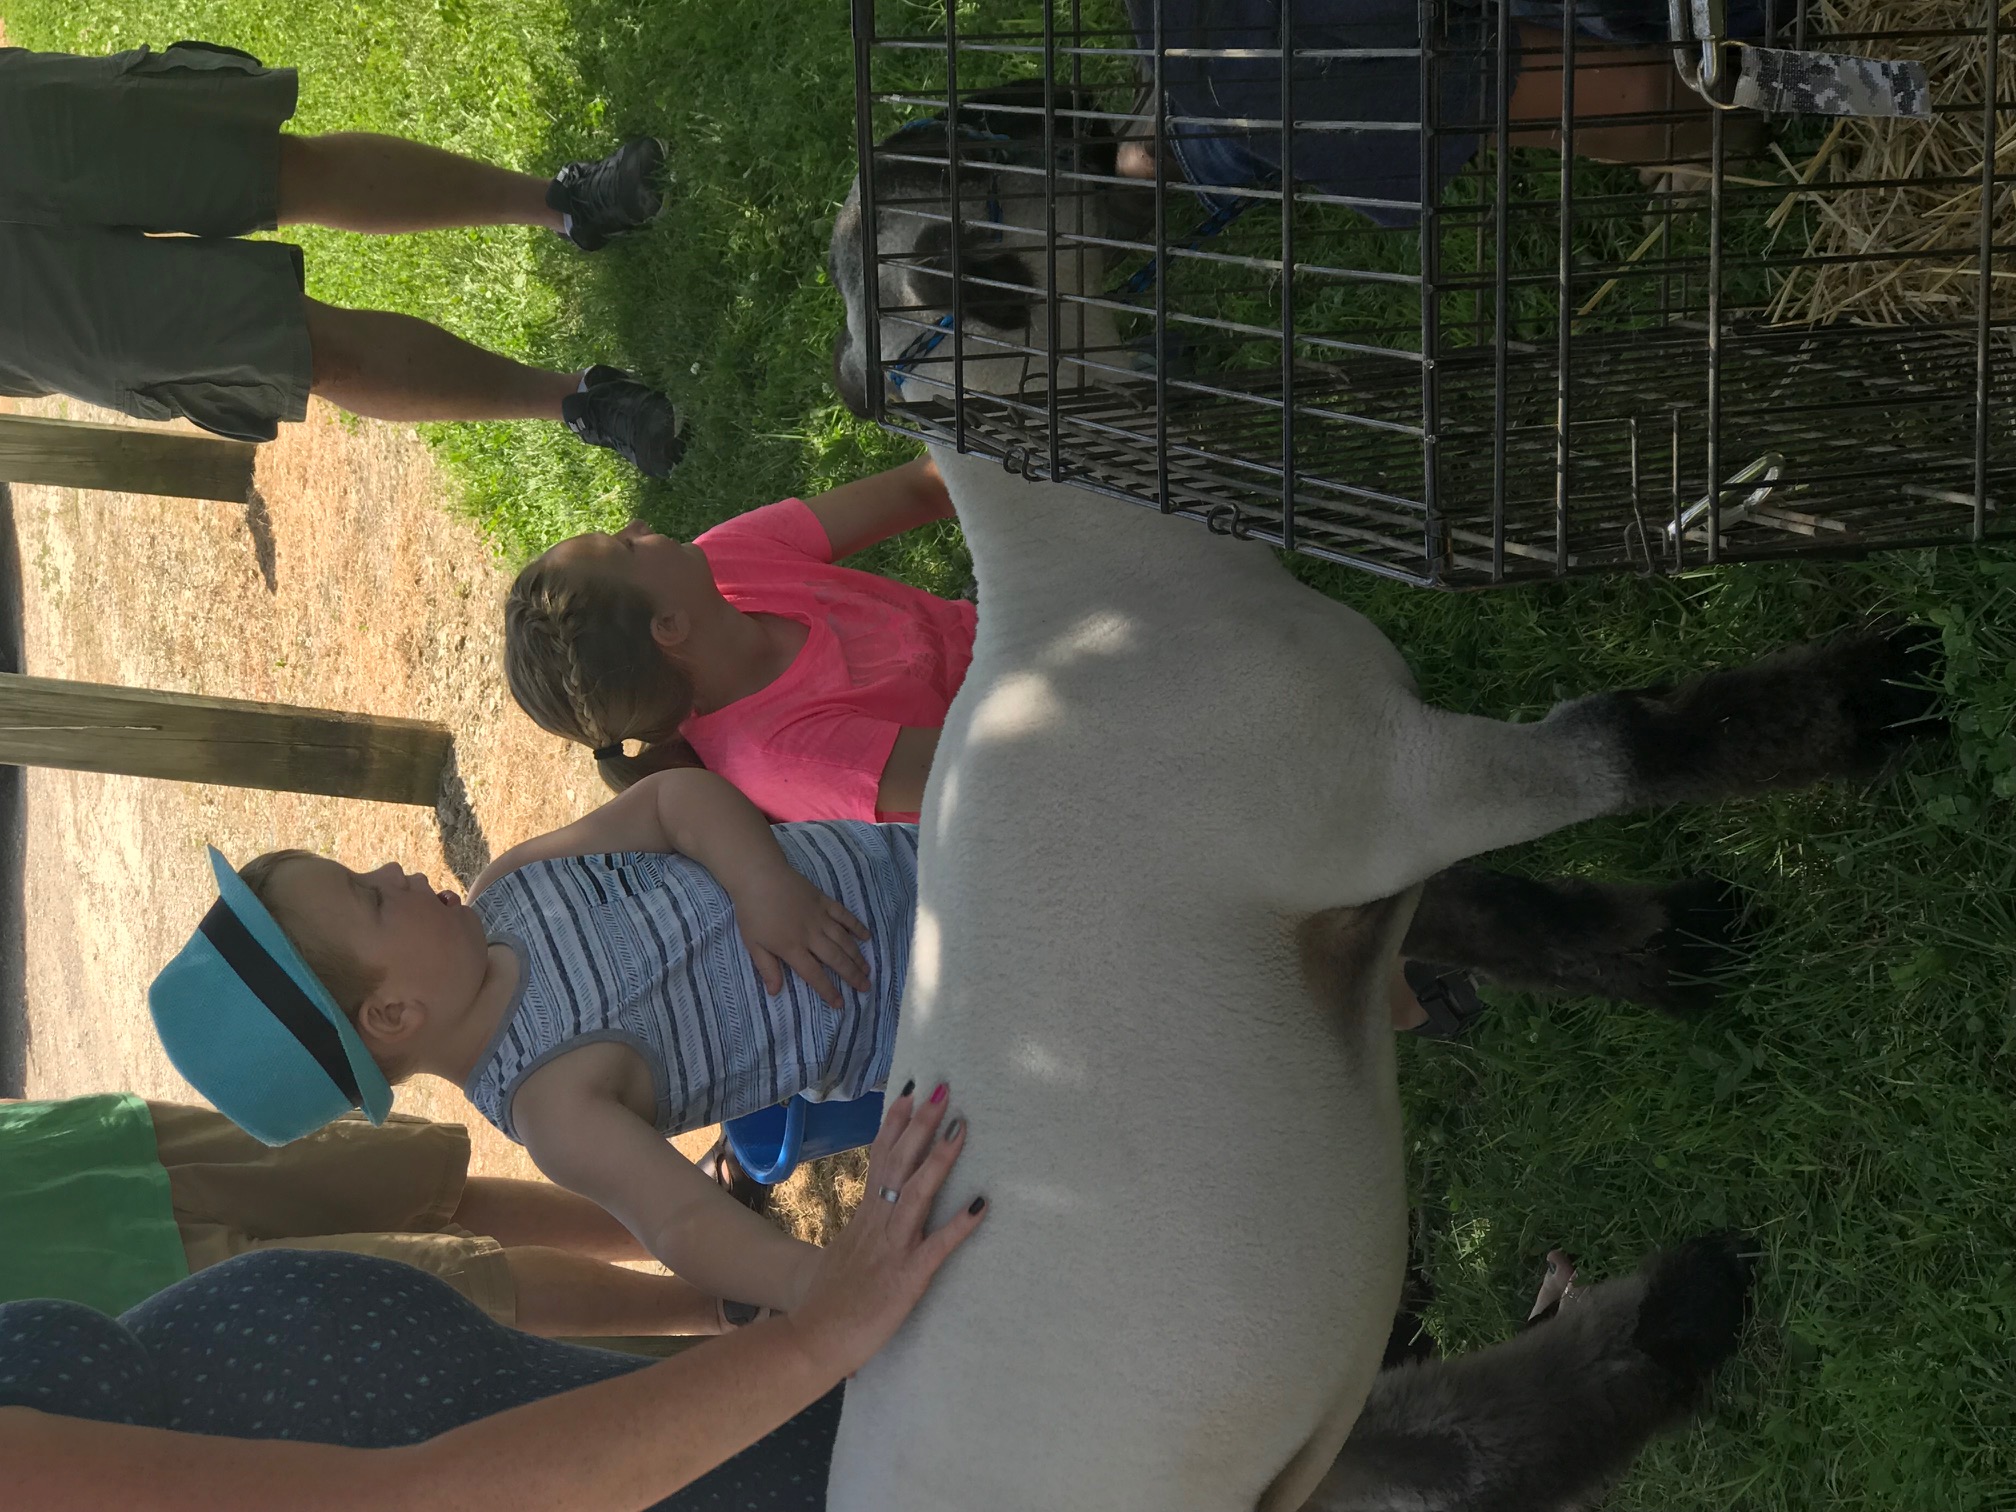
[[1120, 0, 1772, 219]]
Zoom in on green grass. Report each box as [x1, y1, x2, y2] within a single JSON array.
[[9, 1, 2015, 1504]]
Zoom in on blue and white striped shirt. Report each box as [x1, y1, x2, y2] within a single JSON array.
[[463, 822, 917, 1142]]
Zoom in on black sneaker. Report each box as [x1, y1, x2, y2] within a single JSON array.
[[562, 365, 688, 477], [695, 1133, 769, 1215], [1401, 960, 1488, 1040], [547, 137, 667, 251]]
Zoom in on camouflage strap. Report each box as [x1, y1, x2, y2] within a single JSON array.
[[1666, 0, 1932, 119], [1726, 44, 1932, 119]]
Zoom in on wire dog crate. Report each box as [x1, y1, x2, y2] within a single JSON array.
[[845, 0, 2016, 586]]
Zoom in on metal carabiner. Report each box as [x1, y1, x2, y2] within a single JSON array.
[[1668, 0, 1744, 109], [1666, 452, 1787, 543]]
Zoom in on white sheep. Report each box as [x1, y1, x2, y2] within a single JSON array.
[[818, 443, 1922, 1512], [824, 109, 1931, 1512]]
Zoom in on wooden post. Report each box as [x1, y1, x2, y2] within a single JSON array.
[[0, 415, 256, 502], [0, 673, 450, 806]]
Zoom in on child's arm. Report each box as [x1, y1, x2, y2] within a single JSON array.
[[514, 1071, 822, 1314], [802, 456, 955, 560], [472, 769, 869, 1004], [876, 726, 942, 817]]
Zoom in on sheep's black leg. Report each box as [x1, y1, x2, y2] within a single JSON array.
[[1388, 626, 1940, 895], [1555, 626, 1941, 810], [1307, 1234, 1753, 1512], [1405, 867, 1745, 1015]]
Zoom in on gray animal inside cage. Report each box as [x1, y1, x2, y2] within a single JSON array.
[[833, 0, 2015, 587]]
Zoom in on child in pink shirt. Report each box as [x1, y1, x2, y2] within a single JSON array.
[[504, 458, 972, 822]]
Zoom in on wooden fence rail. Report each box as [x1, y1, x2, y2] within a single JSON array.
[[0, 673, 450, 806], [0, 415, 256, 502]]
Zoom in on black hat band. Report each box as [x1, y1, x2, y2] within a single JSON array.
[[198, 899, 362, 1109]]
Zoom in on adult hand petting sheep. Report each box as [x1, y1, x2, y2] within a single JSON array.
[[792, 1079, 987, 1375], [1, 1088, 981, 1512]]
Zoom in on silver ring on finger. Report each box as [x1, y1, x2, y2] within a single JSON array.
[[878, 1185, 902, 1204]]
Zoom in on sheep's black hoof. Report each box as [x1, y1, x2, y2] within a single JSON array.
[[1603, 623, 1946, 806], [1631, 1231, 1755, 1392], [1636, 876, 1751, 1017], [1826, 623, 1946, 776]]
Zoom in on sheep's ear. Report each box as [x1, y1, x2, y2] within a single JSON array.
[[960, 84, 1121, 185], [911, 220, 1037, 332], [960, 81, 1054, 141], [831, 325, 873, 419], [1077, 133, 1120, 179], [956, 249, 1041, 331], [827, 192, 861, 288], [961, 82, 1111, 144]]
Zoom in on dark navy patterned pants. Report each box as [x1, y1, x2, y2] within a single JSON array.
[[0, 1249, 838, 1509]]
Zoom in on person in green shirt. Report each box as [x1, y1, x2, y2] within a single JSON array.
[[0, 1093, 741, 1335]]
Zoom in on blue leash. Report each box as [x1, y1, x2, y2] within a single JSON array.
[[883, 120, 1011, 393], [1110, 192, 1257, 300]]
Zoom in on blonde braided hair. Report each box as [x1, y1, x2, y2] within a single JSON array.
[[505, 547, 702, 792]]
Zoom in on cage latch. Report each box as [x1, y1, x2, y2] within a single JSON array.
[[1666, 0, 1932, 120]]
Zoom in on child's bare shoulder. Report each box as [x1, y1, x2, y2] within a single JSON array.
[[509, 1039, 660, 1133]]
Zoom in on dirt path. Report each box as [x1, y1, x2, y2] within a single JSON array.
[[5, 394, 722, 1177]]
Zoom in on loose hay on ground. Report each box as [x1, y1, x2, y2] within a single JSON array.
[[769, 1149, 871, 1247]]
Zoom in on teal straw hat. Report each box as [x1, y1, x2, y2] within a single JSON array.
[[148, 846, 393, 1145]]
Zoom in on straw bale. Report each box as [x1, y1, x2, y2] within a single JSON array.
[[1768, 0, 2016, 327]]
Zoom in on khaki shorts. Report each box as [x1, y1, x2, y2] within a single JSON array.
[[0, 43, 312, 441], [149, 1102, 516, 1325]]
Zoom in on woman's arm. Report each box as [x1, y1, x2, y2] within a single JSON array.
[[8, 1088, 983, 1512], [803, 456, 955, 560], [10, 1410, 398, 1512], [7, 1335, 829, 1512], [472, 769, 870, 1004]]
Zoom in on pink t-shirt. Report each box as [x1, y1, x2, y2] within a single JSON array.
[[682, 500, 977, 823]]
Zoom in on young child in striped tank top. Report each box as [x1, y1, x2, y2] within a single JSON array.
[[146, 768, 931, 1319]]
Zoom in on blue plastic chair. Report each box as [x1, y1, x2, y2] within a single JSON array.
[[724, 1090, 886, 1185]]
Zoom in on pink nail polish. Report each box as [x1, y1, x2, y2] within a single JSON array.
[[930, 1083, 947, 1105]]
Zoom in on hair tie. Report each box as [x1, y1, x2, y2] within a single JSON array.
[[591, 742, 624, 762]]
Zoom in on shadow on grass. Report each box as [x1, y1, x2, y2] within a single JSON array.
[[512, 0, 923, 547], [434, 744, 493, 889], [243, 484, 279, 594]]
